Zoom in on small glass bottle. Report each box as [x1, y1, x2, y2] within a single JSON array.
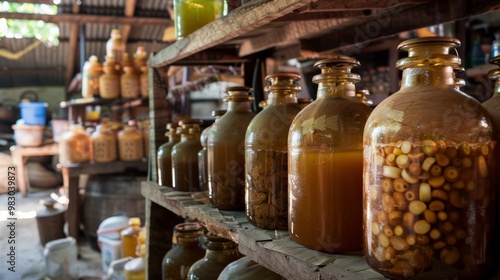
[[198, 110, 226, 192], [99, 56, 121, 99], [121, 217, 141, 258], [186, 233, 240, 280], [288, 57, 372, 253], [245, 73, 302, 230], [118, 124, 144, 161], [59, 123, 92, 164], [162, 223, 205, 280], [106, 29, 125, 64], [91, 124, 117, 162], [364, 37, 496, 279], [158, 123, 182, 186], [172, 119, 203, 192], [82, 55, 103, 98], [207, 86, 255, 210], [121, 65, 140, 99]]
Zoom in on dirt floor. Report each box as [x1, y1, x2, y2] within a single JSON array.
[[0, 187, 105, 280]]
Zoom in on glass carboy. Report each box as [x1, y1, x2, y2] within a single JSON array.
[[245, 73, 302, 230], [199, 110, 226, 192], [172, 119, 203, 192], [288, 57, 372, 253], [158, 123, 181, 186], [207, 87, 255, 210], [363, 37, 496, 279]]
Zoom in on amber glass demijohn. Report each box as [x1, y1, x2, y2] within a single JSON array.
[[162, 223, 205, 280], [172, 119, 203, 192], [199, 110, 226, 192], [186, 233, 240, 280], [158, 123, 181, 186], [363, 37, 496, 279], [207, 86, 255, 210], [288, 57, 372, 253], [245, 73, 302, 230]]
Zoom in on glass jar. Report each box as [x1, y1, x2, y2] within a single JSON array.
[[121, 66, 140, 98], [118, 125, 144, 161], [173, 0, 225, 39], [218, 256, 283, 280], [106, 29, 125, 64], [199, 110, 226, 192], [99, 57, 121, 99], [207, 86, 255, 210], [91, 124, 117, 162], [186, 233, 240, 280], [245, 73, 302, 230], [59, 123, 92, 164], [172, 119, 203, 192], [158, 123, 181, 186], [288, 57, 372, 253], [82, 55, 103, 98], [162, 223, 205, 280], [355, 89, 373, 106], [297, 98, 313, 110], [483, 55, 500, 267], [363, 37, 496, 279]]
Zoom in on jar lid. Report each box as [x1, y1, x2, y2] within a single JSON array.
[[264, 73, 301, 94], [396, 36, 462, 69], [224, 86, 254, 102], [397, 36, 461, 53], [312, 56, 360, 84]]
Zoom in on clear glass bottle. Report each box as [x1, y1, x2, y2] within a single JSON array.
[[173, 0, 226, 39], [106, 29, 125, 64], [172, 119, 203, 192], [198, 110, 226, 192], [158, 123, 181, 186], [186, 233, 240, 280], [363, 37, 496, 279], [288, 57, 372, 253], [121, 217, 142, 258], [99, 56, 121, 99], [118, 125, 144, 161], [207, 86, 255, 210], [162, 223, 205, 280], [91, 124, 117, 162], [59, 123, 92, 164], [121, 65, 140, 99], [245, 73, 302, 230]]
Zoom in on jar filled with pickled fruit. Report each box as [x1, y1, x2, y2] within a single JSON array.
[[172, 119, 203, 192], [118, 124, 143, 161], [90, 123, 117, 162], [207, 87, 255, 210], [288, 57, 372, 253], [186, 233, 240, 279], [483, 55, 500, 267], [59, 123, 92, 164], [245, 73, 302, 230], [121, 65, 140, 98], [199, 110, 226, 192], [363, 37, 496, 279], [173, 0, 226, 39], [162, 223, 205, 280], [157, 123, 181, 186]]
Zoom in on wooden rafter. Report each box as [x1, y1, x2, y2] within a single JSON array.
[[121, 0, 137, 43]]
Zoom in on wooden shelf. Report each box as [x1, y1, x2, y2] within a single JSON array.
[[141, 181, 499, 280]]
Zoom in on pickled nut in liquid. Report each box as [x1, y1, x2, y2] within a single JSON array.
[[365, 139, 495, 277]]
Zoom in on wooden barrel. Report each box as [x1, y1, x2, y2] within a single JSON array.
[[83, 173, 146, 251]]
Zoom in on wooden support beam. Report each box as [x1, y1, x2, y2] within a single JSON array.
[[0, 12, 172, 26], [302, 0, 429, 11], [65, 2, 80, 94], [0, 67, 65, 73], [121, 0, 137, 43]]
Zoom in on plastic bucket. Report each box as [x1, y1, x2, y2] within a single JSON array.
[[19, 102, 48, 125]]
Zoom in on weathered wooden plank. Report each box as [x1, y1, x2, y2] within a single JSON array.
[[151, 0, 317, 68], [121, 0, 137, 43]]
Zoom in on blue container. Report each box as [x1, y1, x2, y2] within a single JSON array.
[[19, 102, 48, 125]]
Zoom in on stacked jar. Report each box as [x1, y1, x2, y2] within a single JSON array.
[[245, 73, 302, 230], [288, 57, 372, 253], [363, 37, 496, 279], [172, 119, 203, 192], [207, 87, 255, 210]]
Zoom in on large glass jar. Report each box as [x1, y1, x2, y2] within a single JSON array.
[[158, 123, 181, 186], [59, 123, 92, 164], [245, 73, 302, 230], [199, 110, 226, 192], [162, 223, 205, 280], [186, 233, 240, 280], [173, 0, 225, 39], [288, 57, 372, 253], [363, 37, 496, 279], [172, 119, 203, 192], [207, 87, 255, 210], [90, 124, 117, 163], [118, 125, 144, 161], [483, 55, 500, 267]]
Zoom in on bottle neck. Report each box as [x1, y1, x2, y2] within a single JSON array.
[[205, 248, 237, 262], [227, 101, 251, 112], [267, 93, 297, 105], [316, 82, 356, 98], [400, 66, 456, 88], [175, 236, 201, 247], [168, 134, 181, 143], [181, 133, 199, 141]]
